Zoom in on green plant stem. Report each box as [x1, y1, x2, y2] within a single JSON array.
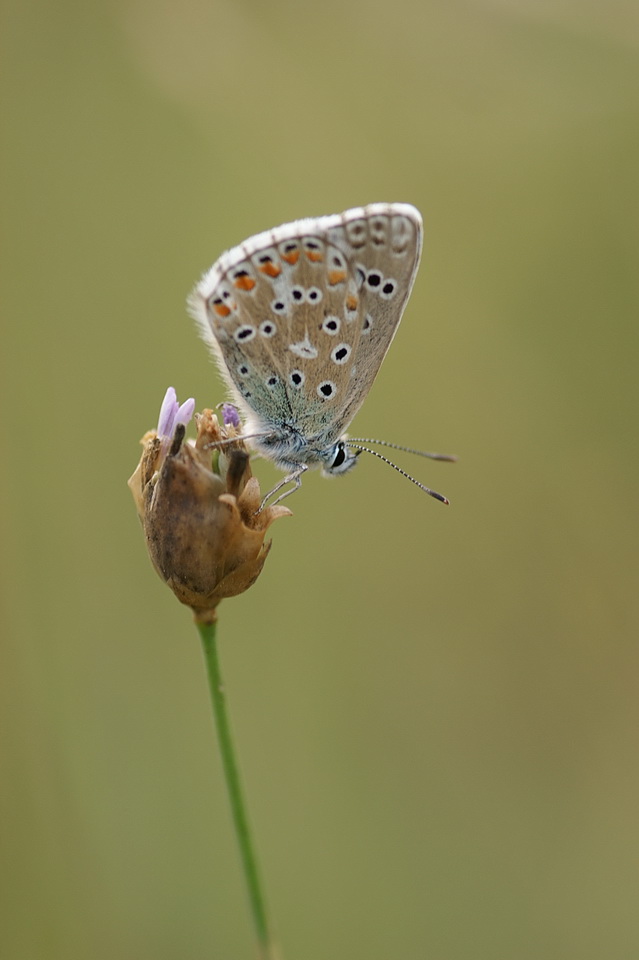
[[197, 619, 278, 960]]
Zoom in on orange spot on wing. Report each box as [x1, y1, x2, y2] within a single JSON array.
[[305, 250, 323, 262], [234, 276, 256, 291], [328, 270, 347, 285], [345, 295, 358, 311], [259, 262, 281, 278], [282, 250, 300, 265], [213, 303, 232, 317]]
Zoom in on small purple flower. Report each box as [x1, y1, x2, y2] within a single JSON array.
[[157, 387, 195, 444], [221, 403, 241, 429]]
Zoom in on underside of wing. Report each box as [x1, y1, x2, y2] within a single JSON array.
[[188, 203, 423, 443]]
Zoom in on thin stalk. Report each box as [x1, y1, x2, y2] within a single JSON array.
[[197, 619, 278, 960]]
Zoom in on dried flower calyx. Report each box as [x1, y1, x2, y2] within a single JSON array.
[[128, 388, 291, 622]]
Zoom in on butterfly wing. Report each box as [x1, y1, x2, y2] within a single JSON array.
[[320, 205, 423, 438], [189, 203, 422, 444]]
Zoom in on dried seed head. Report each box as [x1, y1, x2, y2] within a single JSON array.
[[128, 389, 291, 622]]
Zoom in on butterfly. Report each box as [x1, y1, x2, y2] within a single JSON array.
[[189, 203, 453, 507]]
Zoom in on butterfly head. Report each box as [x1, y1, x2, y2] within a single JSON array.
[[321, 439, 361, 477]]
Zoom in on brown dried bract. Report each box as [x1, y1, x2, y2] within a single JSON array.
[[128, 409, 291, 622]]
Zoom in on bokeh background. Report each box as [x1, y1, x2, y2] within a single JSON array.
[[3, 0, 639, 957]]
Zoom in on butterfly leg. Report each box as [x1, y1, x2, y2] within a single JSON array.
[[257, 464, 308, 513]]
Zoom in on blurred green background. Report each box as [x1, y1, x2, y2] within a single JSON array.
[[3, 0, 639, 957]]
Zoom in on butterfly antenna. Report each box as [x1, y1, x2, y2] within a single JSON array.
[[346, 443, 450, 504], [346, 438, 457, 461]]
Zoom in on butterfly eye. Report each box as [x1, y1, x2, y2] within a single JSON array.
[[331, 443, 346, 469]]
